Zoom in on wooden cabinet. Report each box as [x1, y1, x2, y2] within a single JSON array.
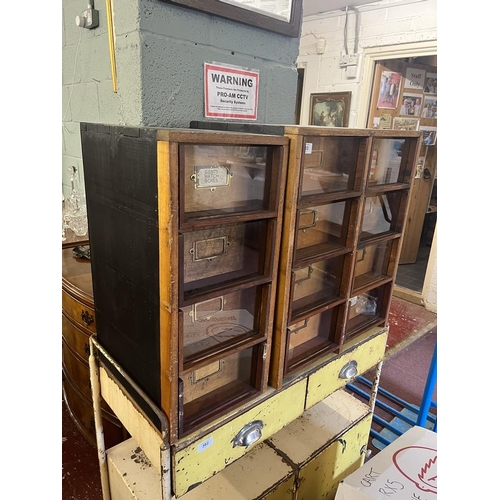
[[62, 247, 126, 447], [80, 124, 288, 443], [274, 127, 420, 388], [189, 123, 421, 388]]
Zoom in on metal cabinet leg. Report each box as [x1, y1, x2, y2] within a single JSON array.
[[89, 340, 112, 500]]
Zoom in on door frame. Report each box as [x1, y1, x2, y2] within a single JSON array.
[[356, 40, 437, 308]]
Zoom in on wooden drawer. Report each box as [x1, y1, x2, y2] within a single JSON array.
[[267, 389, 372, 500], [62, 289, 96, 334], [62, 315, 91, 362], [62, 340, 114, 415], [172, 377, 307, 497], [305, 326, 387, 409], [63, 374, 125, 448]]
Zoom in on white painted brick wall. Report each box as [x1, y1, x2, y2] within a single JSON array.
[[298, 0, 438, 311], [298, 0, 437, 126]]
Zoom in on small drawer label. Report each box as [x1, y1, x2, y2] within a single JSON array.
[[305, 142, 313, 154], [197, 436, 214, 453]]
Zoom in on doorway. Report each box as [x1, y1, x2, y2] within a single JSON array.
[[359, 45, 437, 306]]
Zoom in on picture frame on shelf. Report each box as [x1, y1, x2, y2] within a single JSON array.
[[309, 92, 351, 128]]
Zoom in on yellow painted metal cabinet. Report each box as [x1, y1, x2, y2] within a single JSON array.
[[267, 390, 372, 500]]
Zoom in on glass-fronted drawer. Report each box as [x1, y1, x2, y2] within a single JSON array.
[[346, 283, 391, 338], [290, 254, 348, 321], [368, 137, 411, 185], [359, 192, 405, 242], [180, 285, 269, 367], [180, 220, 274, 300], [295, 200, 356, 263], [353, 239, 397, 291], [180, 144, 280, 222], [300, 135, 367, 197], [179, 345, 263, 436], [286, 304, 345, 375]]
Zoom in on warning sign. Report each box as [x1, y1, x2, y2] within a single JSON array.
[[204, 62, 259, 120]]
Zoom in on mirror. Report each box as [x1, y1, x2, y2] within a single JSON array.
[[161, 0, 303, 37]]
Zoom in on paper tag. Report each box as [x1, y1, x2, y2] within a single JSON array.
[[197, 436, 214, 453], [305, 142, 313, 154]]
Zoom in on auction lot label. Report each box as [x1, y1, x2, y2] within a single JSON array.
[[204, 63, 259, 120]]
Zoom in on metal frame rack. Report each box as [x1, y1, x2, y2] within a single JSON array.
[[347, 343, 437, 449]]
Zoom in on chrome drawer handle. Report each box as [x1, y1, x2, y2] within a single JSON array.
[[81, 310, 94, 326], [232, 420, 264, 448], [339, 360, 358, 379]]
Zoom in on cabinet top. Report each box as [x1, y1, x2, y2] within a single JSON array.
[[62, 247, 93, 303]]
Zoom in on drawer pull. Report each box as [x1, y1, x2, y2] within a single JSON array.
[[232, 420, 264, 448], [81, 310, 94, 326], [339, 360, 358, 379], [84, 343, 91, 356]]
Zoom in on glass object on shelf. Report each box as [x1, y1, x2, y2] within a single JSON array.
[[180, 286, 266, 366], [353, 240, 396, 290], [181, 220, 272, 298], [368, 138, 409, 185], [181, 144, 275, 221], [359, 192, 403, 242], [66, 166, 88, 237], [290, 254, 346, 320], [300, 135, 363, 197], [295, 200, 352, 263], [346, 283, 389, 337]]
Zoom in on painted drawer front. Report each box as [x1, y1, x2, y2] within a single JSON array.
[[296, 414, 371, 500], [305, 327, 387, 409], [182, 442, 295, 500], [62, 290, 97, 334], [266, 390, 371, 500], [108, 439, 295, 500], [172, 378, 307, 497]]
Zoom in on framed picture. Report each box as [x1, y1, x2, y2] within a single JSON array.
[[160, 0, 303, 37], [309, 92, 351, 128]]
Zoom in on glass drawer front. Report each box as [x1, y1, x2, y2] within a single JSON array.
[[300, 136, 362, 197], [353, 240, 395, 290], [295, 201, 349, 262], [359, 193, 403, 242], [368, 138, 408, 185], [182, 144, 272, 219], [286, 306, 341, 373], [290, 255, 346, 320], [182, 220, 269, 297], [180, 346, 259, 434], [181, 286, 265, 365], [346, 284, 388, 337]]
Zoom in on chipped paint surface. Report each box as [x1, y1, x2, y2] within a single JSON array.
[[172, 378, 307, 497], [306, 330, 387, 409]]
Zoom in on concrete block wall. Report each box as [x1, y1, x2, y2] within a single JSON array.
[[297, 0, 437, 126], [62, 0, 301, 197]]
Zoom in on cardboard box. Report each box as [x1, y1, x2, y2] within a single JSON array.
[[335, 426, 437, 499]]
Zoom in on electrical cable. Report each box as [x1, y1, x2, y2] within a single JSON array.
[[344, 6, 349, 55]]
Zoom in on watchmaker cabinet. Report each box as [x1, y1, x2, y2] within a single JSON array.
[[80, 122, 420, 497], [190, 123, 422, 388], [81, 124, 288, 442]]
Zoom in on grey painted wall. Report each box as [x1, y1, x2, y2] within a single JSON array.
[[62, 0, 302, 197]]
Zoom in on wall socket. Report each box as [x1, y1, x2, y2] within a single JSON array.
[[76, 8, 99, 29], [339, 54, 359, 67]]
